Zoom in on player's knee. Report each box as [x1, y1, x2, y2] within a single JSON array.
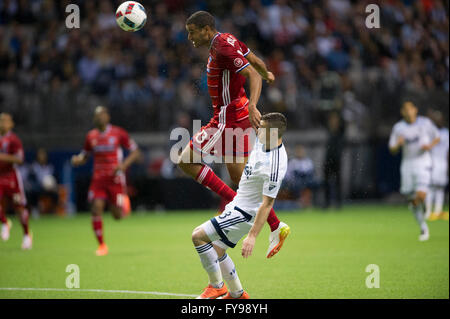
[[191, 227, 204, 245], [416, 192, 427, 203]]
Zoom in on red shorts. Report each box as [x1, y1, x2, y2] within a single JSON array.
[[88, 175, 129, 211], [0, 169, 27, 206], [190, 115, 255, 157]]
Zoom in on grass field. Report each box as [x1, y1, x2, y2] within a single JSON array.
[[0, 205, 448, 299]]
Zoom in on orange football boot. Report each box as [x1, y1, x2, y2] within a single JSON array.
[[196, 284, 228, 299]]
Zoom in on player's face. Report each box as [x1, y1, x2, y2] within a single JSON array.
[[401, 102, 418, 123], [258, 120, 278, 148], [93, 110, 110, 128], [0, 113, 13, 134], [186, 24, 208, 48]]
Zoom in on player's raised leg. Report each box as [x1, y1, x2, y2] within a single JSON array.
[[179, 145, 236, 202], [91, 198, 108, 256], [191, 226, 228, 299]]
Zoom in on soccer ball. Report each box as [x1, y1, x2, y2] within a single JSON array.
[[115, 1, 147, 32]]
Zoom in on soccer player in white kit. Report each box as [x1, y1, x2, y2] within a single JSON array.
[[191, 113, 289, 299], [426, 111, 449, 221], [389, 102, 441, 241]]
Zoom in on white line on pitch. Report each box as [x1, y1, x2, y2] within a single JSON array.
[[0, 287, 197, 298]]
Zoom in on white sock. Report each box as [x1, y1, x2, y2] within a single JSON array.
[[434, 187, 445, 214], [425, 188, 434, 218], [195, 243, 223, 288], [218, 253, 243, 298], [411, 202, 428, 233]]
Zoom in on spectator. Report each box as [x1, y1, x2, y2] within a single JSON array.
[[282, 145, 320, 208], [323, 111, 345, 209], [25, 148, 58, 216]]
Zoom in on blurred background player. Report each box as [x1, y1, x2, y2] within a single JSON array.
[[179, 11, 289, 257], [191, 113, 288, 299], [426, 110, 449, 221], [0, 112, 32, 249], [71, 106, 140, 256], [389, 102, 440, 241]]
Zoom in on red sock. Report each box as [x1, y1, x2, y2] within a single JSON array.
[[92, 215, 104, 245], [267, 208, 280, 232], [0, 205, 7, 224], [196, 165, 236, 202], [19, 207, 29, 235]]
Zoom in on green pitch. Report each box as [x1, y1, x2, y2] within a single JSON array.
[[0, 205, 448, 299]]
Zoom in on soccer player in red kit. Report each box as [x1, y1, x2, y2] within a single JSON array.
[[179, 11, 290, 260], [71, 106, 140, 256], [0, 113, 32, 250]]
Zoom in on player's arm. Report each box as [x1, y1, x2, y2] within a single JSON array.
[[245, 52, 275, 84], [421, 137, 440, 151], [0, 153, 23, 164], [388, 127, 404, 154], [240, 65, 263, 130], [241, 195, 275, 258], [71, 151, 89, 167], [115, 147, 141, 174]]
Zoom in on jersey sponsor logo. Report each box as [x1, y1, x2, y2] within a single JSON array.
[[244, 165, 252, 179], [234, 58, 243, 68], [405, 136, 419, 144], [227, 36, 236, 47]]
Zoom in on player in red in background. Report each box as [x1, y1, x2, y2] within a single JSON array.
[[0, 113, 32, 250], [71, 106, 141, 256], [179, 11, 290, 259]]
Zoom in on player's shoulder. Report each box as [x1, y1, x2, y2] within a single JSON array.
[[215, 33, 244, 51], [86, 128, 98, 138], [7, 131, 22, 144], [417, 115, 433, 126], [392, 120, 406, 130]]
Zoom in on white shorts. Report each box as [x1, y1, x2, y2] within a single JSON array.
[[201, 206, 254, 250], [431, 160, 448, 187], [400, 161, 432, 195]]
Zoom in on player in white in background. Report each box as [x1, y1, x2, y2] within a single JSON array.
[[191, 113, 289, 299], [426, 110, 449, 221], [389, 102, 440, 241]]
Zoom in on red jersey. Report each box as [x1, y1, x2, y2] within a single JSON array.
[[82, 125, 137, 180], [207, 32, 251, 122], [0, 131, 24, 176]]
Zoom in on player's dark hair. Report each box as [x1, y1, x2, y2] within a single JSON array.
[[261, 112, 287, 138], [186, 11, 215, 29]]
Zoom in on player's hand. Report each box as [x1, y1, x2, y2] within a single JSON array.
[[265, 72, 275, 84], [397, 136, 405, 147], [241, 235, 256, 258], [114, 163, 126, 175], [71, 155, 83, 167], [421, 144, 432, 151], [248, 105, 261, 130]]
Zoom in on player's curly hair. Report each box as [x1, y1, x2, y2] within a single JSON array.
[[261, 112, 287, 138], [186, 11, 215, 29]]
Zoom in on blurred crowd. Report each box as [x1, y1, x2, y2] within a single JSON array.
[[0, 0, 448, 136]]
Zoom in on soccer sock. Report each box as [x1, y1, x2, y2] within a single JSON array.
[[218, 253, 243, 298], [92, 215, 104, 245], [434, 187, 445, 214], [0, 205, 7, 224], [196, 165, 236, 202], [425, 187, 434, 218], [18, 208, 29, 235], [195, 243, 223, 288], [267, 208, 280, 232], [196, 165, 281, 231], [411, 202, 428, 233]]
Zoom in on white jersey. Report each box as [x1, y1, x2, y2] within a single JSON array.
[[431, 127, 449, 163], [225, 138, 288, 217], [389, 116, 440, 166]]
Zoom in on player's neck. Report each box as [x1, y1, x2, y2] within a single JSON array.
[[208, 30, 219, 48], [262, 139, 283, 152], [97, 124, 109, 132]]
